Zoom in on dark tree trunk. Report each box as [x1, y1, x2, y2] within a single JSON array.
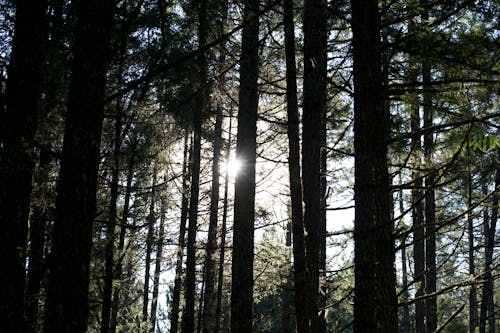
[[351, 0, 398, 332], [407, 52, 426, 333], [150, 198, 166, 333], [302, 0, 327, 330], [282, 0, 308, 332], [422, 50, 437, 333], [101, 48, 126, 333], [479, 152, 498, 333], [110, 137, 137, 333], [25, 148, 51, 333], [467, 170, 478, 333], [183, 0, 208, 330], [0, 1, 46, 331], [170, 131, 191, 333], [143, 170, 158, 322], [230, 1, 260, 332], [215, 112, 232, 333], [399, 189, 410, 333], [43, 0, 112, 332], [202, 106, 223, 333]]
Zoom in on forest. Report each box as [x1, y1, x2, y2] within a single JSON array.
[[0, 0, 498, 332]]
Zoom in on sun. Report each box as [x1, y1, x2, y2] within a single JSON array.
[[226, 158, 242, 177]]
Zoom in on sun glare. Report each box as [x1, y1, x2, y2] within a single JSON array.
[[226, 158, 242, 177]]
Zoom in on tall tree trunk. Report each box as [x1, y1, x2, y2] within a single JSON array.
[[143, 169, 158, 322], [467, 170, 478, 333], [215, 111, 233, 333], [351, 0, 398, 332], [110, 137, 137, 333], [202, 106, 223, 333], [43, 0, 113, 332], [150, 197, 166, 333], [170, 131, 191, 333], [183, 0, 208, 330], [25, 147, 51, 333], [302, 0, 327, 330], [0, 1, 46, 331], [422, 32, 437, 332], [282, 0, 308, 332], [230, 1, 260, 332], [479, 153, 498, 333], [408, 53, 426, 333], [101, 47, 126, 333], [400, 189, 410, 333]]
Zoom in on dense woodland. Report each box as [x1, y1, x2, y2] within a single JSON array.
[[0, 0, 498, 332]]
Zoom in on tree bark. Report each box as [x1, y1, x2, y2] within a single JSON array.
[[302, 0, 327, 330], [0, 1, 46, 331], [43, 0, 112, 332], [230, 1, 260, 332], [170, 131, 191, 333], [283, 0, 308, 332], [351, 0, 398, 331], [202, 106, 223, 333]]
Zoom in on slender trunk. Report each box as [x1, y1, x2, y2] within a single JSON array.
[[215, 112, 233, 333], [319, 124, 327, 333], [183, 1, 208, 330], [283, 0, 308, 332], [230, 1, 260, 332], [202, 106, 223, 333], [479, 153, 498, 333], [25, 148, 51, 333], [150, 198, 166, 333], [467, 170, 478, 333], [43, 0, 113, 332], [408, 53, 425, 333], [0, 1, 46, 331], [302, 0, 327, 330], [170, 131, 191, 333], [400, 189, 410, 333], [110, 137, 137, 333], [197, 271, 206, 333], [143, 170, 158, 322], [422, 40, 437, 333], [351, 1, 397, 331], [101, 49, 126, 333]]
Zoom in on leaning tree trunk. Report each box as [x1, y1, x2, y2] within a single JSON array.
[[302, 0, 328, 330], [202, 105, 223, 333], [0, 1, 46, 331], [351, 0, 398, 332], [283, 0, 308, 332], [230, 1, 260, 332], [43, 0, 113, 332]]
